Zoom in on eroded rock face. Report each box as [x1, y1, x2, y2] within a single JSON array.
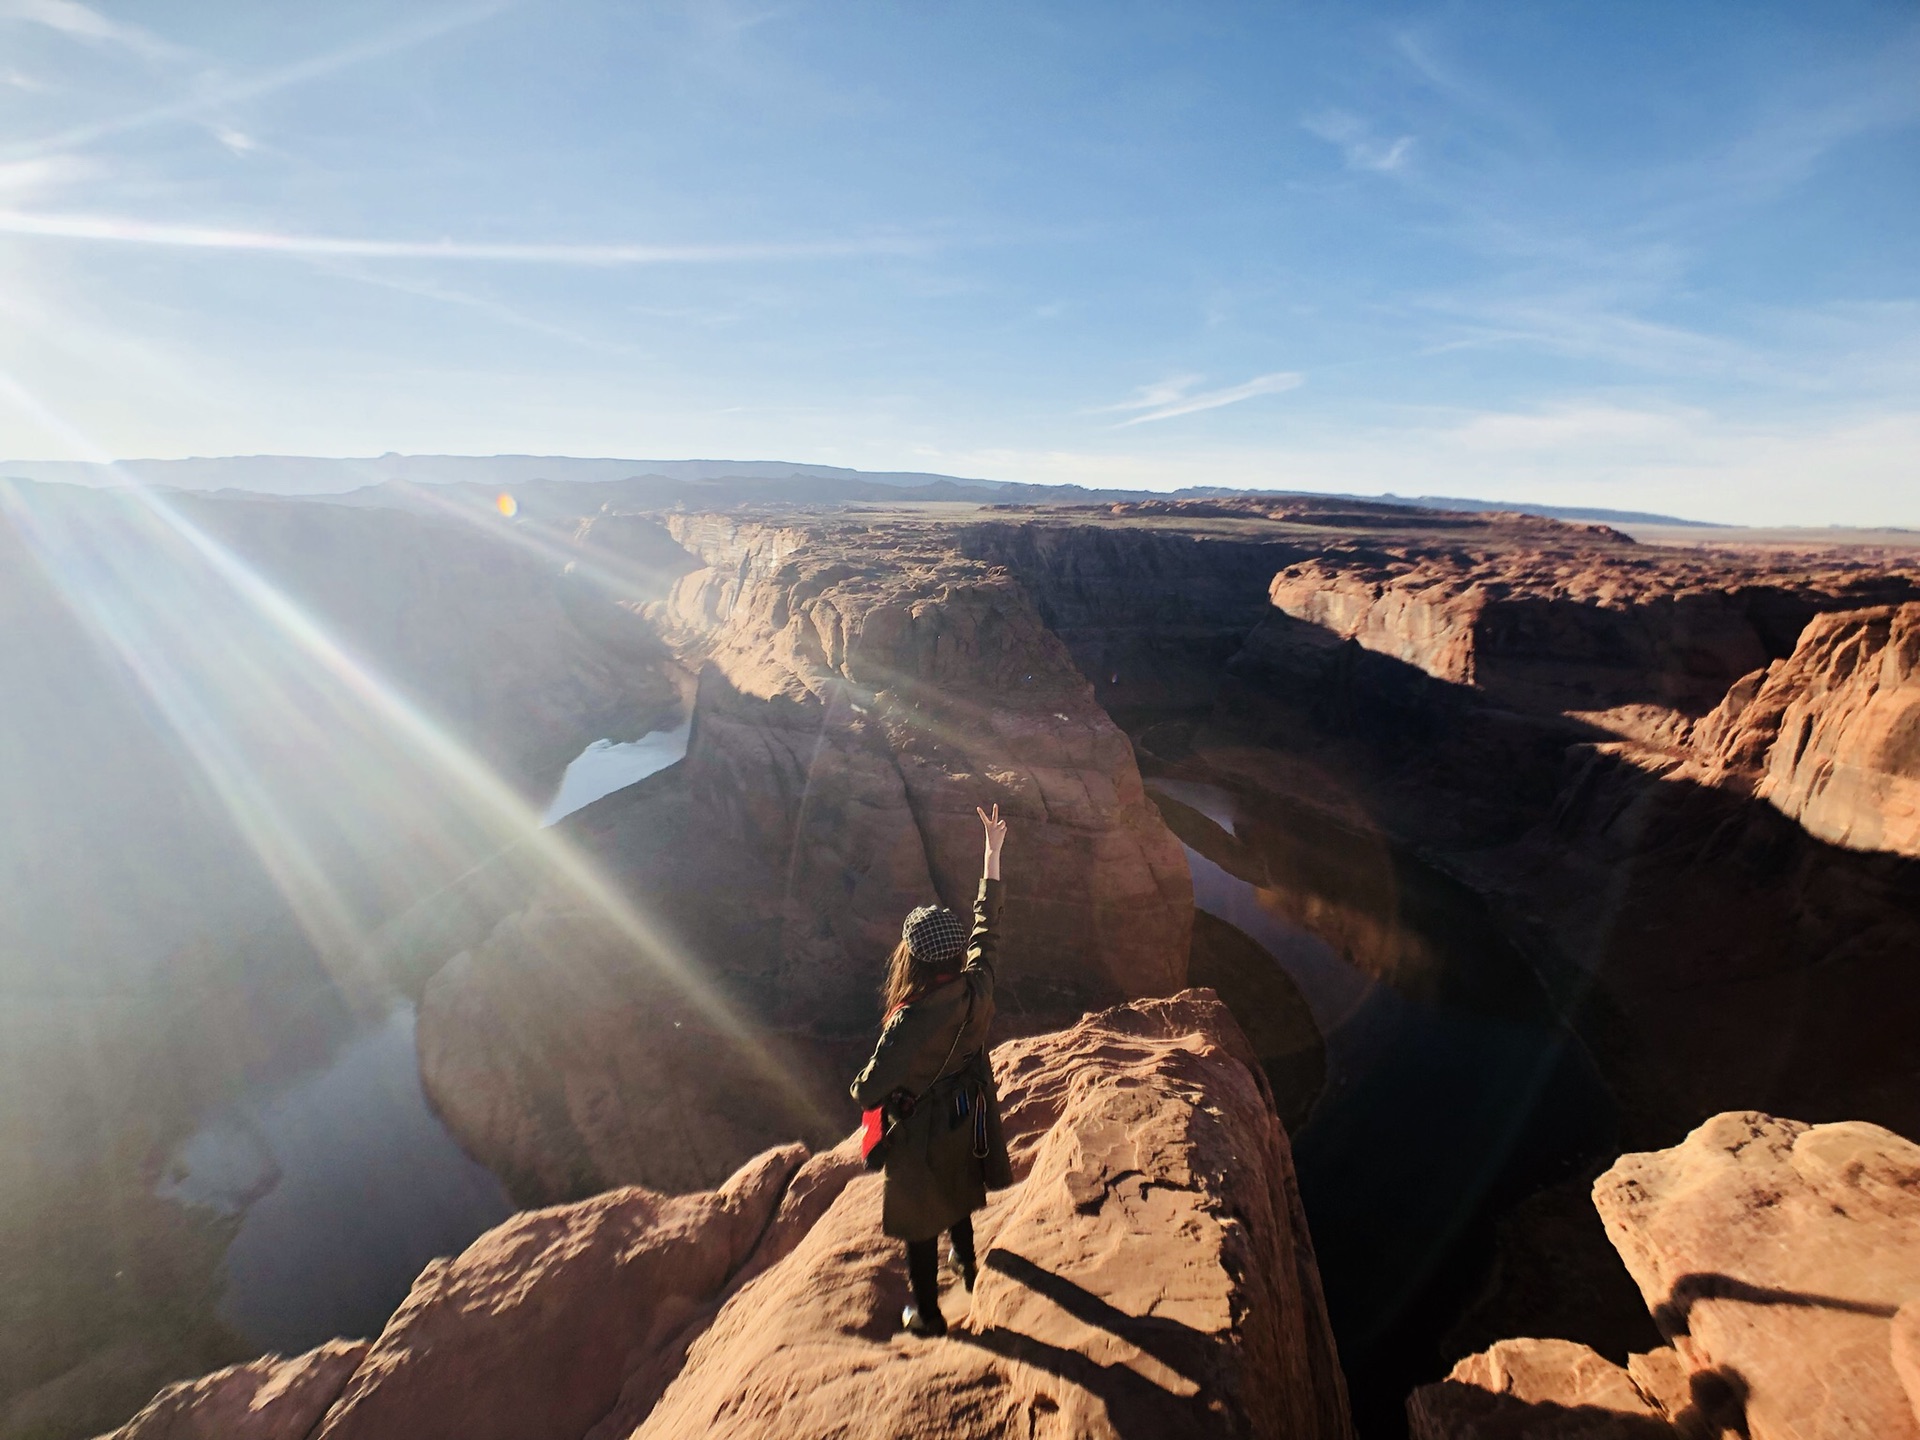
[[1406, 1339, 1671, 1439], [661, 514, 1193, 1024], [1594, 1112, 1920, 1440], [312, 1144, 805, 1440], [1694, 604, 1920, 859], [416, 885, 851, 1200], [100, 1342, 370, 1440], [956, 521, 1308, 717], [1264, 545, 1918, 744], [110, 992, 1352, 1440], [1416, 1112, 1920, 1440]]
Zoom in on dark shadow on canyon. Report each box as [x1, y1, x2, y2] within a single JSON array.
[[1109, 613, 1920, 1438]]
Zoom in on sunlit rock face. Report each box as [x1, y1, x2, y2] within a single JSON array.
[[660, 513, 1192, 1026], [1263, 542, 1919, 746], [1693, 603, 1920, 860], [417, 512, 1194, 1202], [1413, 1111, 1920, 1440], [111, 993, 1356, 1440]]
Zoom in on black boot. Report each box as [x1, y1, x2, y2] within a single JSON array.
[[902, 1238, 946, 1337], [948, 1216, 979, 1292], [900, 1301, 948, 1337]]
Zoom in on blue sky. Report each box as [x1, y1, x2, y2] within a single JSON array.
[[0, 1, 1915, 523]]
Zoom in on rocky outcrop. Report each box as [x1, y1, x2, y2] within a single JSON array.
[[311, 1145, 804, 1440], [1406, 1338, 1673, 1438], [101, 1342, 370, 1440], [1596, 1112, 1920, 1439], [1411, 1111, 1920, 1439], [111, 992, 1353, 1440], [631, 991, 1349, 1440], [1694, 604, 1920, 859]]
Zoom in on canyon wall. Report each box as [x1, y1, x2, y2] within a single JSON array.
[[660, 514, 1192, 1023], [956, 520, 1306, 717], [1263, 542, 1918, 747], [108, 992, 1355, 1440], [416, 513, 1194, 1204]]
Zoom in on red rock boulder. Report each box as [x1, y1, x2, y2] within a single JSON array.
[[100, 1342, 370, 1440]]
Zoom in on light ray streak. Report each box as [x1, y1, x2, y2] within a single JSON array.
[[0, 481, 373, 974], [0, 209, 928, 265], [0, 375, 830, 1128]]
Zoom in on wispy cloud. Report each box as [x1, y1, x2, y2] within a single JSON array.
[[1303, 110, 1416, 173], [0, 0, 187, 62], [1102, 371, 1304, 426], [1, 2, 513, 161], [311, 261, 643, 355], [0, 209, 931, 265]]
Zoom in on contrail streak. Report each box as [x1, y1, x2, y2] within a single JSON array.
[[0, 3, 514, 161], [0, 209, 926, 265]]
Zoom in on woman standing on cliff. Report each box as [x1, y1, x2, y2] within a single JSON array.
[[850, 804, 1016, 1337]]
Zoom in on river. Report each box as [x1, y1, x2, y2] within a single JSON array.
[[157, 726, 693, 1351], [1150, 777, 1616, 1436]]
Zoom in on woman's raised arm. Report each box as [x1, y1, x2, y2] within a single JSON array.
[[978, 803, 1006, 883]]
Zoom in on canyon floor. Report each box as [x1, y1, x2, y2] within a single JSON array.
[[3, 475, 1918, 1438]]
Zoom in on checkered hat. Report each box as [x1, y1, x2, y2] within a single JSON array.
[[902, 903, 967, 965]]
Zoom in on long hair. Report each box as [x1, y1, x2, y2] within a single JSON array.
[[880, 938, 943, 1016]]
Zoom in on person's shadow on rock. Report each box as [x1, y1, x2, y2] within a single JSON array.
[[950, 1249, 1222, 1429]]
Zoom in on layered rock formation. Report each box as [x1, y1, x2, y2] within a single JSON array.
[[659, 514, 1192, 1022], [956, 520, 1306, 718], [1262, 542, 1918, 747], [1693, 603, 1920, 859], [106, 992, 1354, 1440], [1410, 1111, 1920, 1439], [417, 513, 1193, 1202]]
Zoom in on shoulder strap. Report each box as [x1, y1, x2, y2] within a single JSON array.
[[907, 984, 976, 1110]]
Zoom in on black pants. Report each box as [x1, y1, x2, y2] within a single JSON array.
[[905, 1215, 975, 1315]]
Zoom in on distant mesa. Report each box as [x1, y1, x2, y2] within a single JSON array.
[[0, 452, 1717, 527]]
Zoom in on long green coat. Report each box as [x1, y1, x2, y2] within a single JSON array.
[[851, 877, 1015, 1242]]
